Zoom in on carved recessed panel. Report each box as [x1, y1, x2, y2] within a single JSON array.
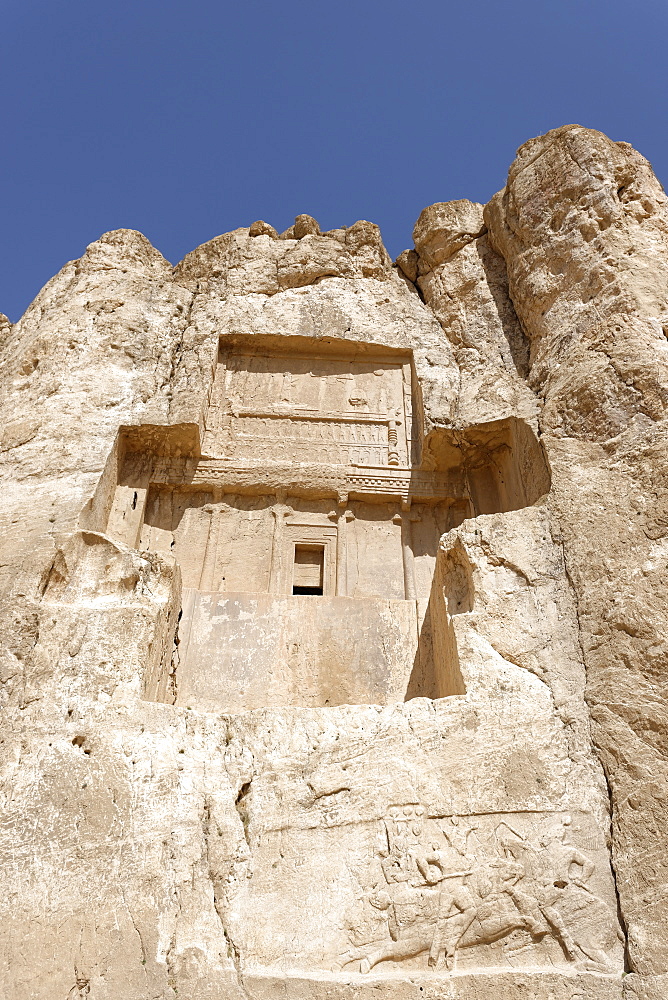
[[226, 806, 622, 979], [203, 344, 415, 468], [335, 808, 621, 977], [135, 491, 460, 710], [104, 339, 549, 716]]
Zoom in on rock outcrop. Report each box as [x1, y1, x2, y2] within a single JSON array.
[[0, 127, 666, 999], [485, 125, 668, 999]]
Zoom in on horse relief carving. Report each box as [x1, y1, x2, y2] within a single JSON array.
[[335, 807, 622, 976]]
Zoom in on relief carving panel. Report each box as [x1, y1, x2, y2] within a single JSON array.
[[336, 808, 622, 976], [225, 805, 622, 979], [203, 347, 414, 468]]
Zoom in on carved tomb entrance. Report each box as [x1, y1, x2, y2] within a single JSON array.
[[107, 337, 469, 710]]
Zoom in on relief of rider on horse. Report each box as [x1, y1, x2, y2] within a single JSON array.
[[335, 810, 621, 975]]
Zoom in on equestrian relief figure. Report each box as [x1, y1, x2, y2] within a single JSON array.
[[335, 808, 622, 975]]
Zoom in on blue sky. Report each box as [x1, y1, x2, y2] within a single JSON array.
[[2, 0, 668, 321]]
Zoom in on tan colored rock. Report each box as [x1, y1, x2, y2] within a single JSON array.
[[623, 973, 668, 999], [174, 227, 285, 295], [485, 124, 668, 987], [322, 226, 348, 244], [344, 219, 393, 278], [395, 248, 419, 283], [0, 312, 11, 343], [5, 125, 668, 1000], [294, 213, 321, 238], [0, 229, 188, 604], [413, 199, 486, 270], [276, 233, 356, 287], [411, 200, 535, 431], [249, 220, 278, 238]]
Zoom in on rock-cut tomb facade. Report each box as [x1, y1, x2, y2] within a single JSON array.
[[2, 126, 668, 1000]]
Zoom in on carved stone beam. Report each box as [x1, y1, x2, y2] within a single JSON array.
[[107, 481, 150, 549]]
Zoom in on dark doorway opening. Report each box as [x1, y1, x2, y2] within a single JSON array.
[[293, 544, 325, 596]]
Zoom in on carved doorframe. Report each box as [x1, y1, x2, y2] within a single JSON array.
[[269, 518, 337, 596]]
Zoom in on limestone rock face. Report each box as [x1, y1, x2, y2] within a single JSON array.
[[0, 152, 665, 1000], [411, 198, 535, 430], [413, 199, 486, 269], [484, 125, 668, 998]]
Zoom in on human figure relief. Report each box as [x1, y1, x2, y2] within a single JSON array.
[[335, 809, 620, 976], [493, 817, 620, 972], [443, 815, 480, 859]]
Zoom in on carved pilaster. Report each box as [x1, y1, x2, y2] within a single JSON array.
[[396, 502, 422, 600], [199, 488, 225, 591], [334, 493, 354, 596], [268, 490, 293, 595]]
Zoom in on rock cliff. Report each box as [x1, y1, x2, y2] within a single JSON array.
[[0, 126, 666, 999]]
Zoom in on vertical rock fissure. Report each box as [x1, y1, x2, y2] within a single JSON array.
[[202, 795, 251, 996], [234, 780, 252, 849]]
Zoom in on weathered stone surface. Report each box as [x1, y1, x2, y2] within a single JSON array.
[[413, 200, 486, 270], [412, 199, 536, 430], [0, 312, 11, 342], [0, 229, 190, 611], [623, 973, 668, 999], [249, 220, 278, 239], [395, 248, 419, 283], [2, 128, 668, 998], [344, 220, 392, 278], [486, 124, 668, 986], [294, 214, 321, 238]]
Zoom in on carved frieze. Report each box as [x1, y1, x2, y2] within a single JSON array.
[[334, 808, 622, 977], [203, 346, 415, 468], [224, 803, 621, 980], [137, 458, 465, 506]]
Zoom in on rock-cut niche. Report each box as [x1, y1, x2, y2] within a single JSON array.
[[101, 335, 550, 712]]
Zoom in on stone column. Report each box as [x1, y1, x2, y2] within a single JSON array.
[[387, 418, 400, 466], [334, 493, 353, 596], [396, 503, 420, 600], [268, 491, 293, 595], [198, 489, 225, 592]]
